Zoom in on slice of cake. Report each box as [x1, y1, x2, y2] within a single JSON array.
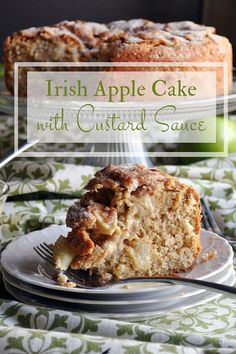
[[53, 164, 201, 284]]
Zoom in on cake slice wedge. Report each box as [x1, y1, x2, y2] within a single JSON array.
[[53, 164, 201, 284]]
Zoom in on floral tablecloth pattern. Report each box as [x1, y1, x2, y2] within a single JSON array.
[[1, 114, 236, 352]]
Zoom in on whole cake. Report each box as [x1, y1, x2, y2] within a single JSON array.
[[53, 164, 201, 284], [4, 19, 232, 96]]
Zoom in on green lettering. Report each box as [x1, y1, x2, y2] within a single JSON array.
[[46, 80, 52, 96], [94, 80, 106, 98], [154, 105, 176, 132], [152, 80, 166, 96], [77, 104, 95, 132]]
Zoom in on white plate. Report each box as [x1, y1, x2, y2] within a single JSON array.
[[1, 225, 233, 298], [4, 268, 235, 320], [1, 225, 233, 296], [3, 264, 234, 306]]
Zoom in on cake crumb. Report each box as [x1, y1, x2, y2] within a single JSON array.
[[123, 284, 131, 289], [201, 250, 217, 263], [57, 272, 77, 288]]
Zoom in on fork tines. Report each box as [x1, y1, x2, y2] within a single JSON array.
[[200, 198, 236, 248], [200, 198, 223, 236], [33, 244, 55, 268], [34, 242, 91, 286]]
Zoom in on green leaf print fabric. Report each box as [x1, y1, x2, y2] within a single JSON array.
[[0, 116, 236, 352]]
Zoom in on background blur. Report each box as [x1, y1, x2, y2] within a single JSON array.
[[0, 0, 235, 65]]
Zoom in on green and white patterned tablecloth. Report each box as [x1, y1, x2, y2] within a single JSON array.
[[0, 114, 236, 353]]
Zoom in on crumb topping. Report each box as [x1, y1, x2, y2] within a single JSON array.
[[85, 164, 175, 192], [13, 19, 217, 53]]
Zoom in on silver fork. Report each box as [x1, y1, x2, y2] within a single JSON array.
[[33, 243, 92, 286], [200, 198, 236, 248], [33, 243, 236, 297]]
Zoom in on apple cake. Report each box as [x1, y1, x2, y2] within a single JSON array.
[[4, 19, 232, 96], [53, 164, 201, 284]]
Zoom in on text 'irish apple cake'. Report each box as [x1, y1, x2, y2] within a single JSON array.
[[53, 164, 201, 284]]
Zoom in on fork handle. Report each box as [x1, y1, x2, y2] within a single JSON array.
[[116, 276, 236, 297]]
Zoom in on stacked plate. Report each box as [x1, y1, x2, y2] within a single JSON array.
[[1, 225, 235, 321]]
